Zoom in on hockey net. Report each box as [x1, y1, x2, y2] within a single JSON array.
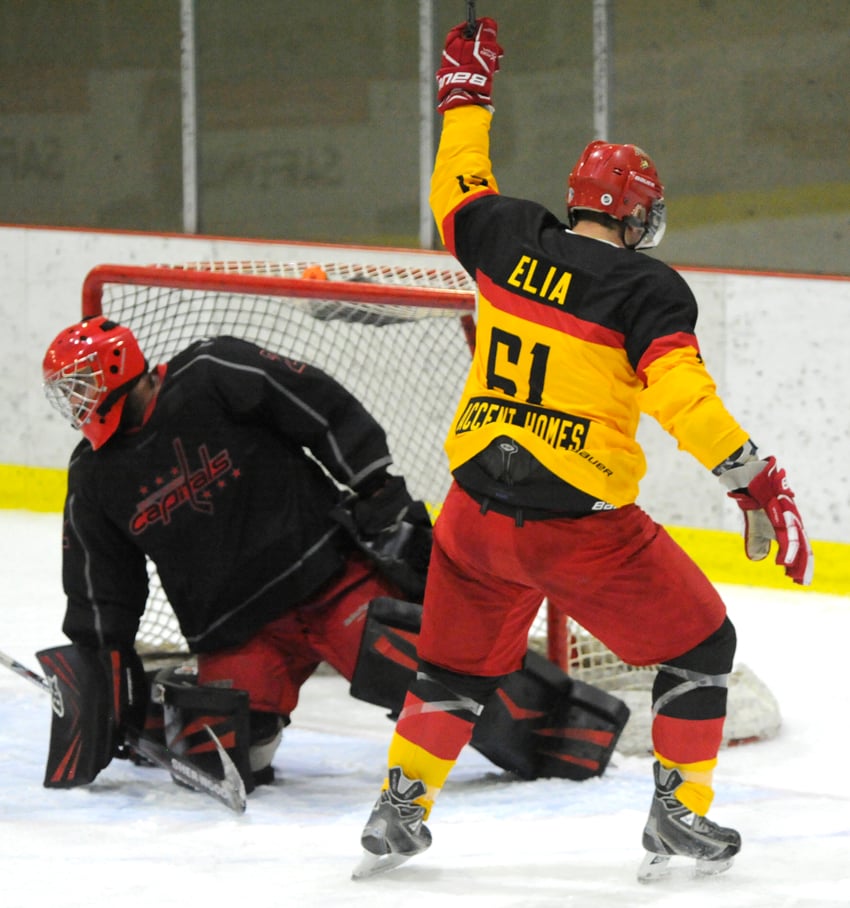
[[80, 255, 780, 753]]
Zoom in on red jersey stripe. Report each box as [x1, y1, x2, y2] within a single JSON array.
[[478, 272, 626, 348], [636, 331, 701, 384]]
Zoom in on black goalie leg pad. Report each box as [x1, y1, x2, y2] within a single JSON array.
[[154, 671, 256, 794], [350, 598, 630, 781], [349, 597, 423, 718], [37, 644, 116, 788], [472, 650, 630, 781]]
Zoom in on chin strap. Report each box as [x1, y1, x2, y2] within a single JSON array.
[[96, 361, 150, 421]]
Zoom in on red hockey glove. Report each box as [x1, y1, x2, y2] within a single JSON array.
[[725, 456, 814, 586], [436, 17, 503, 114]]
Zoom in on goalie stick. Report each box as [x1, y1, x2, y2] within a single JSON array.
[[0, 648, 65, 714], [0, 647, 247, 814]]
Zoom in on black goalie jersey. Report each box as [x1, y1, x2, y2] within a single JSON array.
[[60, 336, 395, 653]]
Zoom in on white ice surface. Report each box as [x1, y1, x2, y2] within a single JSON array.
[[1, 511, 848, 907]]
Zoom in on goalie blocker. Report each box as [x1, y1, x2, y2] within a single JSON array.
[[36, 644, 279, 796], [350, 598, 630, 780]]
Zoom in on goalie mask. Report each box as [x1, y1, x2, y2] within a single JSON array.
[[566, 140, 666, 250], [42, 316, 148, 450]]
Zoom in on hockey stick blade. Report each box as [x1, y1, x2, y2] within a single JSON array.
[[125, 726, 247, 814], [204, 722, 249, 806], [0, 647, 246, 814]]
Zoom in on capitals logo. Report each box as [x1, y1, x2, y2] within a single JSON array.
[[129, 437, 236, 534]]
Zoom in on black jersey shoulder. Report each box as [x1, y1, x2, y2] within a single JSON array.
[[452, 193, 699, 368]]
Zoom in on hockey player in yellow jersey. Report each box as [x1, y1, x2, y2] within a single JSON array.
[[354, 15, 813, 883]]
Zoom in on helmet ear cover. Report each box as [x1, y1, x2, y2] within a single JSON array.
[[42, 317, 148, 450]]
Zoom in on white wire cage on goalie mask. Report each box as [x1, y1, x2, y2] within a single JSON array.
[[42, 316, 148, 450]]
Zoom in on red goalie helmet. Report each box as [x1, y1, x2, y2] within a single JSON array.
[[42, 316, 147, 450], [566, 140, 666, 249]]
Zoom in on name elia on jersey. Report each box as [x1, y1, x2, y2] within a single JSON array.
[[507, 255, 572, 306], [130, 437, 236, 534]]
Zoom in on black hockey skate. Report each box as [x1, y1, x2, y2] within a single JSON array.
[[352, 766, 432, 880], [638, 761, 741, 882]]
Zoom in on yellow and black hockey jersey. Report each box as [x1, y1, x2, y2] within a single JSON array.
[[431, 105, 748, 510]]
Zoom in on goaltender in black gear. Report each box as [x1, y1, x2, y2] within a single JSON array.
[[39, 319, 433, 792], [40, 317, 628, 797]]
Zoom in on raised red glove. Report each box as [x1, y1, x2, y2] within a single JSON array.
[[436, 17, 503, 114], [727, 456, 814, 585]]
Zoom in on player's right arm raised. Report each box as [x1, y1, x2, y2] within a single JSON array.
[[430, 18, 502, 255]]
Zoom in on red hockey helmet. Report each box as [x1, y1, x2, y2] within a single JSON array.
[[566, 140, 666, 249], [42, 317, 147, 450]]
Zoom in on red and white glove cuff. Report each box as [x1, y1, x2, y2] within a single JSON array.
[[724, 455, 814, 586]]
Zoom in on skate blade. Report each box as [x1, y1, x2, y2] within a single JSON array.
[[637, 852, 671, 882], [638, 852, 736, 883], [351, 850, 413, 880], [697, 856, 735, 876]]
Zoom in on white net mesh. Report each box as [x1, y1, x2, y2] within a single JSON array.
[[90, 260, 474, 507], [85, 259, 498, 652], [563, 616, 781, 753], [83, 256, 780, 751]]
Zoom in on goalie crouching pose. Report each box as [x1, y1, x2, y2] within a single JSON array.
[[354, 15, 814, 883], [38, 317, 627, 800], [39, 318, 433, 793]]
